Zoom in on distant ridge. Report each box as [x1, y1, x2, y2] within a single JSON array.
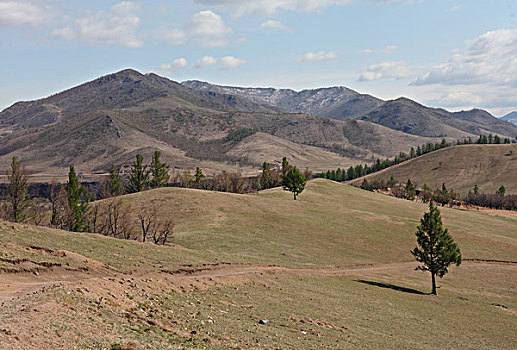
[[184, 81, 517, 139], [359, 98, 517, 139], [182, 80, 383, 120], [502, 111, 517, 126]]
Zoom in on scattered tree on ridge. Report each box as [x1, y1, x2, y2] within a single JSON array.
[[149, 151, 170, 189], [106, 164, 123, 196], [126, 154, 149, 193], [411, 201, 461, 295], [282, 166, 306, 200]]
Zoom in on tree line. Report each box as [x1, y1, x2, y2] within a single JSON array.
[[1, 153, 309, 245], [317, 134, 516, 183], [359, 176, 515, 211]]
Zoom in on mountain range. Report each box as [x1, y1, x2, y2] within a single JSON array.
[[1, 69, 515, 177], [184, 81, 517, 139], [502, 111, 517, 125]]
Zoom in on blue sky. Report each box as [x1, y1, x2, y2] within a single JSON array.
[[1, 0, 516, 116]]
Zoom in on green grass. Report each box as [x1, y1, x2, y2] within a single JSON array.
[[115, 179, 517, 267], [0, 179, 516, 349]]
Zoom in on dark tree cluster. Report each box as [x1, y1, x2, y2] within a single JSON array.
[[464, 185, 516, 210], [361, 177, 458, 207], [316, 139, 453, 182], [476, 134, 512, 144]]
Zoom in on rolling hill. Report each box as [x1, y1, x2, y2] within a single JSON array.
[[0, 69, 444, 176], [350, 144, 517, 194], [0, 180, 515, 348]]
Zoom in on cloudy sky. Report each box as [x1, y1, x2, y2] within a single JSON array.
[[1, 0, 516, 116]]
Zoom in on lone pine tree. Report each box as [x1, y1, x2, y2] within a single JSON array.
[[282, 166, 306, 200], [411, 201, 461, 295]]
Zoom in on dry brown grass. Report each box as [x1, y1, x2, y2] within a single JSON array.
[[351, 144, 517, 195]]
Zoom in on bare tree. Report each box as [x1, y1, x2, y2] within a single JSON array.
[[5, 156, 30, 223], [96, 199, 132, 239], [138, 209, 156, 242], [152, 219, 172, 245]]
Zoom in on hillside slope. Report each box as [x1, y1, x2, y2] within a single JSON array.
[[360, 98, 517, 138], [350, 144, 517, 194], [0, 69, 443, 175], [0, 180, 515, 348]]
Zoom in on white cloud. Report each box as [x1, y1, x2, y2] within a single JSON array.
[[52, 1, 143, 48], [294, 51, 336, 63], [219, 56, 246, 70], [196, 56, 218, 68], [357, 61, 412, 81], [259, 19, 293, 33], [0, 1, 53, 27], [156, 10, 232, 48], [155, 28, 187, 46], [188, 10, 232, 47], [412, 29, 517, 87], [449, 4, 463, 12], [158, 58, 188, 75], [193, 0, 352, 17], [362, 45, 398, 54]]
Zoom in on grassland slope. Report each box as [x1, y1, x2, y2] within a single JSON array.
[[0, 180, 516, 349], [350, 144, 517, 195]]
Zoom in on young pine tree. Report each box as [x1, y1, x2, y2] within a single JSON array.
[[411, 201, 461, 295], [282, 166, 306, 200], [149, 151, 170, 189], [5, 156, 31, 223], [126, 154, 149, 193], [107, 164, 123, 196], [281, 157, 290, 179], [259, 162, 274, 190], [67, 165, 91, 232], [405, 179, 416, 201]]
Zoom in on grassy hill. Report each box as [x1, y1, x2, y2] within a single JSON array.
[[350, 144, 517, 195], [0, 180, 515, 348]]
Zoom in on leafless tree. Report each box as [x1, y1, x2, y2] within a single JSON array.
[[138, 209, 156, 242], [152, 219, 172, 245]]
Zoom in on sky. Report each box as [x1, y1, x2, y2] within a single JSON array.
[[1, 0, 516, 116]]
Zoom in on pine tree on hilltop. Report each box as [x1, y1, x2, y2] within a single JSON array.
[[126, 154, 149, 193], [282, 166, 306, 200], [411, 201, 461, 295], [149, 151, 170, 189]]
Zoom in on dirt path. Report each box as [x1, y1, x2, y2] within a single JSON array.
[[2, 259, 514, 304]]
